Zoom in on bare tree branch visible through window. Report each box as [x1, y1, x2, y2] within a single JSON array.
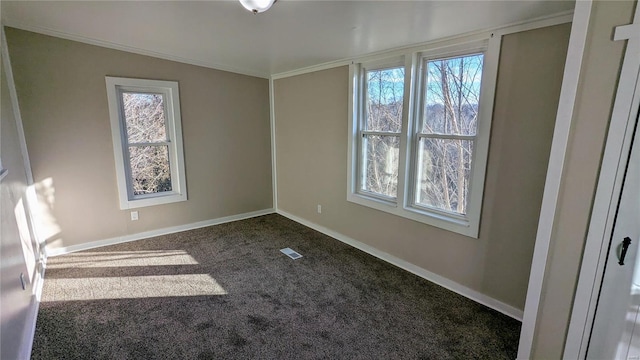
[[417, 54, 483, 215], [362, 67, 404, 198], [122, 92, 172, 195]]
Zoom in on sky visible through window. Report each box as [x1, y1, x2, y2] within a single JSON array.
[[359, 55, 484, 210], [417, 53, 484, 214], [425, 54, 483, 108], [367, 67, 405, 106], [363, 67, 404, 197]]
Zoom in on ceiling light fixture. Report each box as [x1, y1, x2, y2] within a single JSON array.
[[239, 0, 276, 14]]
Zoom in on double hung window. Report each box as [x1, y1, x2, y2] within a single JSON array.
[[348, 40, 497, 237], [105, 77, 187, 209], [414, 53, 483, 217], [359, 62, 404, 200]]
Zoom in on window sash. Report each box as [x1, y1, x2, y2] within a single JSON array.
[[412, 137, 475, 215], [419, 53, 484, 137], [106, 77, 187, 209], [117, 89, 172, 145], [356, 60, 406, 201], [408, 51, 485, 218], [358, 133, 401, 201], [347, 38, 496, 238], [361, 130, 402, 137], [116, 90, 177, 200], [362, 67, 405, 133], [127, 141, 172, 147], [124, 144, 174, 199], [416, 133, 475, 141]]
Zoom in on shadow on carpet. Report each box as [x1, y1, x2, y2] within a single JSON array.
[[32, 214, 521, 359]]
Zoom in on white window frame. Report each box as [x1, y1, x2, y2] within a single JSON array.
[[105, 77, 187, 209], [355, 56, 407, 203], [347, 37, 501, 238]]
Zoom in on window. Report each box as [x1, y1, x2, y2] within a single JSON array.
[[414, 54, 483, 216], [348, 40, 498, 238], [359, 63, 404, 200], [105, 77, 187, 209]]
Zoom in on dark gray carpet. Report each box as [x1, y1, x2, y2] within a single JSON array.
[[32, 214, 521, 359]]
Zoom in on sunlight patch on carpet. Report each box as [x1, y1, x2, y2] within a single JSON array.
[[46, 250, 199, 269], [43, 274, 227, 301]]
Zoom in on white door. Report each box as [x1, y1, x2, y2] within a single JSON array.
[[588, 108, 640, 360], [561, 5, 640, 359]]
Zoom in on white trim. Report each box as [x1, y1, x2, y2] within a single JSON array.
[[517, 2, 593, 359], [564, 4, 640, 359], [276, 209, 523, 321], [1, 27, 34, 185], [351, 56, 405, 209], [465, 33, 500, 236], [105, 77, 188, 209], [614, 23, 640, 41], [269, 78, 277, 210], [18, 261, 45, 360], [1, 33, 46, 360], [44, 208, 274, 257], [347, 63, 357, 200], [272, 59, 352, 81], [1, 21, 269, 80], [398, 52, 416, 227], [490, 11, 573, 38], [3, 12, 572, 82], [346, 38, 500, 238], [271, 11, 573, 80]]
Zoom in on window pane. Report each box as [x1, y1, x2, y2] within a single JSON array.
[[366, 67, 404, 132], [362, 135, 399, 198], [122, 92, 168, 143], [415, 138, 473, 215], [129, 145, 172, 196], [422, 54, 483, 135]]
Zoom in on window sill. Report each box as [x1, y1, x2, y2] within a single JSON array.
[[119, 192, 187, 210], [347, 192, 478, 238]]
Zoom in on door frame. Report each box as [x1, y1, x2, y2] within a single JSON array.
[[516, 2, 594, 357], [563, 3, 640, 358]]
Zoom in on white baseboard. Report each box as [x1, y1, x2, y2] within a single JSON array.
[[40, 207, 522, 320], [276, 209, 524, 321], [19, 261, 45, 360], [44, 209, 275, 257]]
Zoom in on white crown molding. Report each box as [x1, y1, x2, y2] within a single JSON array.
[[5, 10, 572, 82], [276, 209, 524, 321], [271, 10, 573, 80], [1, 20, 270, 79], [44, 208, 275, 257], [271, 58, 352, 80]]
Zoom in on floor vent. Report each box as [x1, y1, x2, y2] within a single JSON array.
[[280, 248, 303, 260]]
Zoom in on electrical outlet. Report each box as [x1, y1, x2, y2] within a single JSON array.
[[317, 204, 322, 214], [131, 211, 139, 221]]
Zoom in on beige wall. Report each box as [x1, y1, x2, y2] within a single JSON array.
[[1, 47, 39, 359], [532, 1, 636, 358], [5, 28, 272, 251], [274, 23, 570, 311]]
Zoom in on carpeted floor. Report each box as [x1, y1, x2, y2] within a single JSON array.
[[32, 214, 521, 359]]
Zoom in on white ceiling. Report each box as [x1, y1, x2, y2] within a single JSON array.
[[1, 1, 575, 78]]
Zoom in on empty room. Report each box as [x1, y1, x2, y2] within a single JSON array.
[[1, 1, 639, 359]]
